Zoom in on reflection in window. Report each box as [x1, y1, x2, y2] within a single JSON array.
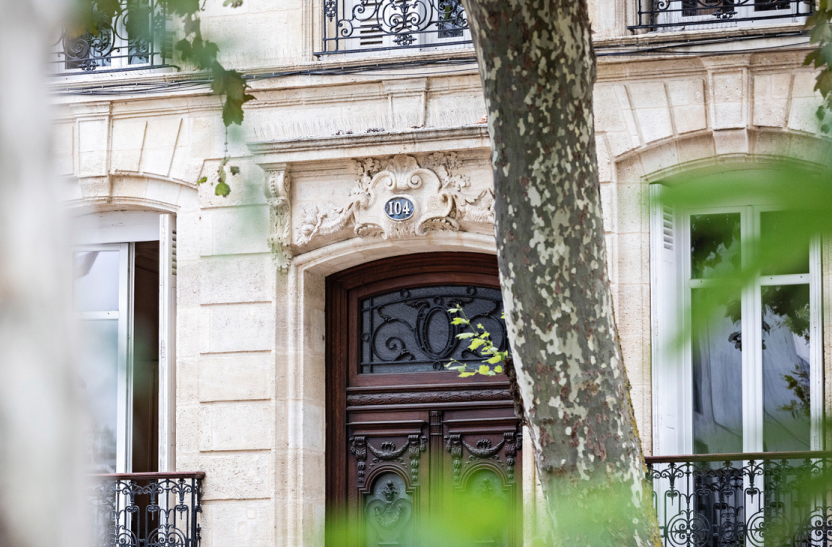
[[762, 284, 811, 452], [78, 320, 119, 473], [690, 213, 741, 279], [74, 251, 120, 312], [692, 288, 743, 455]]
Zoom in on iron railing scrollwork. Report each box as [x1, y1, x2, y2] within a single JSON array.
[[647, 451, 832, 547], [629, 0, 813, 31], [317, 0, 471, 55], [53, 0, 170, 73], [90, 472, 204, 547], [359, 285, 507, 374]]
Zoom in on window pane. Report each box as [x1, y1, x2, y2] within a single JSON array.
[[762, 284, 811, 452], [760, 211, 810, 275], [360, 285, 505, 374], [690, 213, 741, 279], [74, 251, 120, 312], [78, 319, 119, 473], [692, 288, 743, 454]]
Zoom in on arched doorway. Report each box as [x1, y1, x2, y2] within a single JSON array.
[[326, 252, 523, 546]]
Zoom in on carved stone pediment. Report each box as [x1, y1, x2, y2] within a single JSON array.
[[297, 153, 494, 247]]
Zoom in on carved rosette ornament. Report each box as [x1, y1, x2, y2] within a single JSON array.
[[264, 165, 292, 270], [297, 153, 494, 246]]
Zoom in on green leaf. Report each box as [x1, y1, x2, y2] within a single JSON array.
[[230, 165, 241, 175], [486, 354, 503, 364], [477, 365, 491, 375], [459, 372, 476, 378], [447, 308, 459, 314], [197, 176, 208, 184], [468, 339, 485, 351], [451, 317, 468, 325], [457, 332, 475, 339], [494, 365, 503, 374], [215, 181, 231, 197], [167, 0, 202, 16]]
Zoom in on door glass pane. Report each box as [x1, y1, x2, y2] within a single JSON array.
[[78, 319, 119, 473], [690, 213, 741, 279], [762, 284, 811, 452], [760, 211, 810, 275], [359, 285, 505, 374], [74, 251, 120, 312], [692, 288, 743, 454]]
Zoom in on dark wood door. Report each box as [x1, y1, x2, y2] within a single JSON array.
[[326, 253, 522, 547]]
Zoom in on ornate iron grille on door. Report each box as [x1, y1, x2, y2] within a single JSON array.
[[360, 285, 506, 374], [327, 253, 523, 547], [317, 0, 470, 54]]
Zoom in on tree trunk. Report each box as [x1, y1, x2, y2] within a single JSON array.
[[461, 1, 661, 544]]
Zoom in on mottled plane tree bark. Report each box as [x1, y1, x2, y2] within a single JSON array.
[[460, 0, 661, 544]]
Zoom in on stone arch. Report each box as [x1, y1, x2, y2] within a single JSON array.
[[612, 128, 832, 186], [275, 232, 498, 546], [66, 172, 198, 214]]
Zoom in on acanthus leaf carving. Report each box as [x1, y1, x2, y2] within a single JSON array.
[[264, 165, 292, 271], [296, 153, 494, 246]]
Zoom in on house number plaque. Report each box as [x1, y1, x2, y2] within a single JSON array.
[[384, 197, 414, 221]]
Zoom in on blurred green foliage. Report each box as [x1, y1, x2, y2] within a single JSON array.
[[68, 0, 254, 127]]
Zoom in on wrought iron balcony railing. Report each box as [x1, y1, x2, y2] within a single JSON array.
[[646, 451, 832, 547], [629, 0, 813, 31], [317, 0, 471, 55], [53, 0, 170, 73], [90, 472, 204, 547]]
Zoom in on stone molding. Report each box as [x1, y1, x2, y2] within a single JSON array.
[[296, 153, 494, 247], [263, 163, 292, 270]]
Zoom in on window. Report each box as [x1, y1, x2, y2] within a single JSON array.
[[74, 212, 176, 473], [318, 0, 471, 55], [629, 0, 813, 32], [651, 185, 822, 456], [55, 0, 170, 73]]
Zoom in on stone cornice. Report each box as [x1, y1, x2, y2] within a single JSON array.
[[249, 124, 490, 165]]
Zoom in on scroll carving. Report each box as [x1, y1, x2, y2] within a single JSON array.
[[264, 165, 292, 270], [297, 153, 494, 246], [444, 431, 521, 484], [350, 436, 367, 485]]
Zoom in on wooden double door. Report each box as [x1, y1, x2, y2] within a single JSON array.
[[326, 253, 523, 547]]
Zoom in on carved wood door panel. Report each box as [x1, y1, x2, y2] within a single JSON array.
[[327, 253, 522, 547]]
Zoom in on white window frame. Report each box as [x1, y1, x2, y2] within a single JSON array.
[[655, 0, 807, 31], [73, 211, 176, 472], [651, 186, 823, 456], [75, 242, 134, 473]]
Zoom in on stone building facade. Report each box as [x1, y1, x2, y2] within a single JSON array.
[[55, 1, 831, 546]]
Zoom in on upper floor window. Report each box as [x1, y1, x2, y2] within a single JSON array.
[[53, 0, 170, 74], [630, 0, 813, 32], [650, 182, 823, 457], [318, 0, 471, 55]]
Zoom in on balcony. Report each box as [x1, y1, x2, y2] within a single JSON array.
[[629, 0, 813, 31], [647, 451, 832, 547], [90, 472, 204, 547], [53, 0, 170, 74], [318, 0, 471, 55]]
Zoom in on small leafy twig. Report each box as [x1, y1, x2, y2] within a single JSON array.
[[445, 304, 508, 377], [196, 156, 240, 196]]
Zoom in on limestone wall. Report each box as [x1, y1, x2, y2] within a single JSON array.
[[53, 20, 829, 546]]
